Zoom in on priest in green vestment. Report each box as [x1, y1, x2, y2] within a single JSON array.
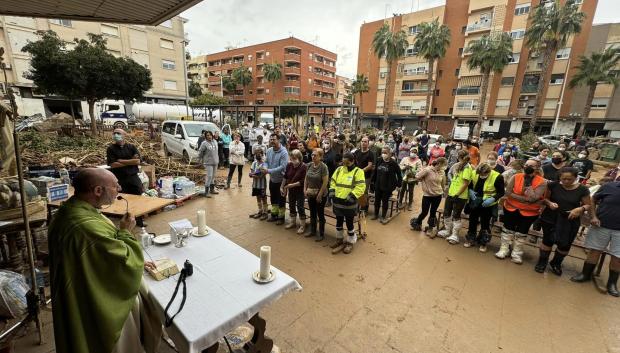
[[48, 168, 160, 353]]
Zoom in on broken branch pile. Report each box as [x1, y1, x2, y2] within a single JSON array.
[[19, 131, 206, 183]]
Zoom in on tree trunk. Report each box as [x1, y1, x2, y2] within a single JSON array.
[[529, 46, 554, 130], [383, 62, 391, 130], [577, 84, 596, 139], [424, 58, 435, 130], [358, 93, 364, 132], [474, 71, 491, 137], [88, 99, 97, 135]]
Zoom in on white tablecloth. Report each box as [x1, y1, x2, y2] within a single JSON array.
[[144, 227, 302, 353]]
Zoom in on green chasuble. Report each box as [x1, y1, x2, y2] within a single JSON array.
[[48, 197, 144, 353]]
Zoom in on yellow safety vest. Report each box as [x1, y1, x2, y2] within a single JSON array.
[[330, 166, 366, 202], [471, 170, 500, 205]]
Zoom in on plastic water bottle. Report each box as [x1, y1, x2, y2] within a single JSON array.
[[59, 168, 70, 185], [140, 227, 151, 249]]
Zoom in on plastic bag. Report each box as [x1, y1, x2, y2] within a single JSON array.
[[0, 270, 29, 319]]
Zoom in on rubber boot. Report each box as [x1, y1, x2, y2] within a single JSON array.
[[316, 222, 325, 242], [438, 218, 453, 238], [210, 185, 219, 195], [304, 218, 317, 237], [447, 220, 461, 245], [510, 234, 526, 264], [495, 230, 513, 259], [534, 250, 551, 273], [570, 262, 597, 283], [285, 215, 297, 229], [549, 252, 566, 276], [607, 270, 619, 297], [330, 229, 344, 248], [410, 217, 422, 231]]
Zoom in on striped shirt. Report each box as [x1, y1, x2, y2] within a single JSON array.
[[251, 161, 267, 189]]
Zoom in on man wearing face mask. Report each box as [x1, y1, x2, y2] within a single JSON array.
[[542, 151, 568, 181], [354, 137, 375, 213], [322, 138, 339, 178], [48, 168, 160, 353], [497, 159, 547, 264], [107, 129, 145, 226]]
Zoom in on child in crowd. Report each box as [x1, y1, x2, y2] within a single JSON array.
[[249, 150, 269, 220]]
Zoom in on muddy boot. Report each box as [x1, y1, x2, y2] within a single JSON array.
[[316, 222, 325, 242], [426, 217, 438, 238], [285, 215, 297, 229], [297, 219, 306, 235], [607, 270, 619, 297], [407, 203, 413, 211], [447, 220, 461, 245], [534, 250, 551, 273], [438, 218, 453, 238], [549, 252, 566, 276], [260, 213, 269, 221], [275, 216, 285, 226], [571, 262, 597, 283], [304, 219, 316, 237], [463, 232, 476, 248], [343, 242, 354, 254], [495, 230, 513, 259], [410, 217, 422, 231], [210, 185, 219, 195], [510, 234, 526, 264]]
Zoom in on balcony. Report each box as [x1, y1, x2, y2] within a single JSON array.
[[284, 53, 301, 62], [284, 66, 301, 75], [520, 85, 538, 94], [466, 21, 492, 34], [401, 87, 428, 94]]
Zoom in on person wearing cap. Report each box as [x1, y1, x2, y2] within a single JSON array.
[[398, 147, 422, 211], [106, 128, 145, 227]]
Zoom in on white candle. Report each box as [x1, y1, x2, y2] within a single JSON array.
[[197, 210, 206, 235], [259, 246, 271, 280]]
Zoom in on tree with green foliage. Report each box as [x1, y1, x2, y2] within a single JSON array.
[[22, 30, 152, 134], [232, 66, 252, 103], [263, 63, 282, 104], [525, 0, 585, 129], [280, 98, 308, 119], [351, 73, 369, 131], [190, 92, 229, 106], [188, 81, 203, 97], [372, 22, 409, 128], [466, 33, 513, 136], [569, 47, 620, 138], [222, 76, 237, 101], [413, 18, 451, 129]]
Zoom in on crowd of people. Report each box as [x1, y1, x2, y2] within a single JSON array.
[[196, 122, 620, 297]]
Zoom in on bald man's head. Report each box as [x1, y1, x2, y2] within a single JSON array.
[[73, 168, 120, 208]]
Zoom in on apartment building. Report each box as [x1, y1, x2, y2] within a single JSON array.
[[357, 0, 598, 136], [188, 54, 209, 93], [0, 15, 188, 119], [569, 23, 620, 137], [188, 37, 338, 121], [335, 75, 353, 119]]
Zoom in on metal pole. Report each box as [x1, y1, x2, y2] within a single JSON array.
[[1, 61, 42, 343], [552, 56, 571, 135], [182, 40, 190, 117]]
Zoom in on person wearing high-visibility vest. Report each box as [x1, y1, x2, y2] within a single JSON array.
[[496, 159, 547, 264], [329, 152, 366, 254], [465, 163, 505, 252], [440, 150, 473, 244]]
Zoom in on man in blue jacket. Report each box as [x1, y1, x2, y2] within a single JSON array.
[[262, 134, 289, 224]]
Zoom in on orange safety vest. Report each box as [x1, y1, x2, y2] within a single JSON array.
[[504, 173, 545, 216]]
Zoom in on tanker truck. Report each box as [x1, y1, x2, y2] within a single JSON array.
[[97, 100, 221, 127]]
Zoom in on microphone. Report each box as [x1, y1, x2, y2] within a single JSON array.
[[117, 195, 129, 214]]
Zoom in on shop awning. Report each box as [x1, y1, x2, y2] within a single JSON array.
[[0, 0, 203, 25]]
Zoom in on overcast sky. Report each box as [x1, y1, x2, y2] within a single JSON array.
[[182, 0, 618, 79]]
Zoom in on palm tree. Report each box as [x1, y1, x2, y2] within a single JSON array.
[[466, 33, 513, 136], [525, 0, 585, 129], [372, 22, 409, 128], [351, 73, 369, 131], [569, 47, 620, 138], [222, 76, 237, 102], [263, 62, 282, 104], [232, 65, 253, 104], [413, 18, 451, 129]]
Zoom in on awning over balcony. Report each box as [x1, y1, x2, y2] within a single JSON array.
[[0, 0, 203, 25], [457, 75, 482, 88]]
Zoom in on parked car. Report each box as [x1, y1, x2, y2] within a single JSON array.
[[538, 135, 563, 148], [414, 134, 447, 150], [161, 120, 220, 163]]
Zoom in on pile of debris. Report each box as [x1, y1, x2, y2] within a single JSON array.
[[19, 131, 206, 183], [16, 112, 82, 132]]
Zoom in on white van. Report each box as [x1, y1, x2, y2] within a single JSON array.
[[161, 120, 220, 163]]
